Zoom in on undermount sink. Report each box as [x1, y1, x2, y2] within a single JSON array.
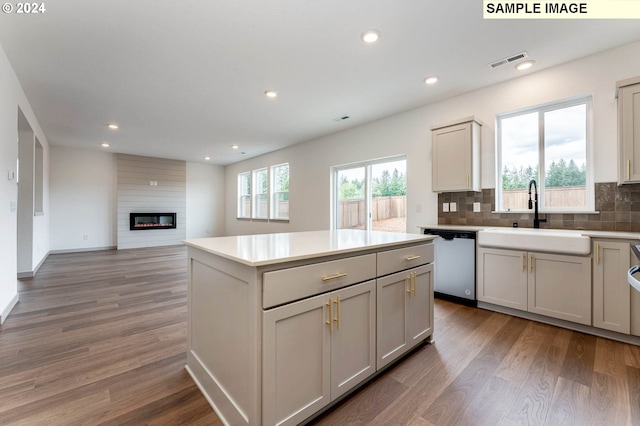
[[477, 227, 591, 255]]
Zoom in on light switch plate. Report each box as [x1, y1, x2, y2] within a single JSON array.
[[442, 202, 449, 212], [450, 202, 457, 212], [473, 202, 481, 212]]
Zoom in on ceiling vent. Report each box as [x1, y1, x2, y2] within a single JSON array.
[[489, 51, 528, 69]]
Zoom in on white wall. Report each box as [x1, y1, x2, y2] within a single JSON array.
[[50, 146, 116, 252], [49, 148, 225, 250], [224, 41, 640, 236], [0, 43, 49, 322], [186, 162, 225, 238]]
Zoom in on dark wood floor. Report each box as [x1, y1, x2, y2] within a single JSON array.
[[1, 246, 639, 425]]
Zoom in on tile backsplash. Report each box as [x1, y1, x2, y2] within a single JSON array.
[[437, 182, 640, 232]]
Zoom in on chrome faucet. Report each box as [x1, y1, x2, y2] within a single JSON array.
[[528, 179, 546, 229]]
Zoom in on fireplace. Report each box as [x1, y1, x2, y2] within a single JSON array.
[[130, 213, 177, 230]]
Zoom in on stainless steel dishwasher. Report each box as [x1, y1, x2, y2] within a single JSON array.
[[422, 229, 477, 307]]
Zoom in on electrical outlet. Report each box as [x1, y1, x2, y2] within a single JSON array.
[[442, 203, 449, 213], [473, 202, 481, 212], [450, 202, 457, 212], [83, 234, 88, 241]]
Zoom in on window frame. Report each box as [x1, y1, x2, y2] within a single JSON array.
[[237, 171, 252, 219], [270, 162, 289, 220], [496, 96, 594, 213], [252, 168, 269, 220]]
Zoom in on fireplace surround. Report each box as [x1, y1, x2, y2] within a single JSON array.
[[129, 213, 177, 230]]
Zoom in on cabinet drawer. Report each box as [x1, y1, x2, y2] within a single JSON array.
[[263, 254, 376, 308], [377, 243, 433, 277]]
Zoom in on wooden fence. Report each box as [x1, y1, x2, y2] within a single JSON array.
[[502, 186, 586, 210], [338, 196, 406, 229]]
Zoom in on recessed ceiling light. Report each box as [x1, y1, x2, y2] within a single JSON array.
[[361, 29, 381, 43], [515, 60, 535, 71], [108, 124, 119, 130], [101, 142, 110, 148], [424, 76, 439, 85], [204, 156, 211, 160], [264, 90, 278, 98], [231, 145, 239, 150]]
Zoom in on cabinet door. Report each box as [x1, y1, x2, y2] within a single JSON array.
[[593, 240, 631, 334], [263, 293, 330, 426], [432, 122, 471, 192], [528, 252, 591, 325], [407, 264, 434, 348], [477, 247, 528, 310], [376, 270, 410, 370], [620, 83, 640, 183], [331, 280, 376, 400], [376, 265, 433, 370]]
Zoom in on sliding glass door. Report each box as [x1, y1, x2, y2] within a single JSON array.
[[334, 157, 406, 233]]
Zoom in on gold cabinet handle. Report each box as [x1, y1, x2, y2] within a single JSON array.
[[334, 296, 341, 329], [405, 255, 421, 261], [628, 159, 631, 180], [412, 272, 417, 296], [595, 242, 600, 264], [406, 275, 412, 295], [326, 297, 333, 333], [522, 253, 526, 272], [529, 254, 533, 272], [322, 272, 347, 281]]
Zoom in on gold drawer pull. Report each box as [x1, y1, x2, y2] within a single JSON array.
[[334, 296, 341, 329], [405, 255, 421, 261], [322, 272, 347, 281]]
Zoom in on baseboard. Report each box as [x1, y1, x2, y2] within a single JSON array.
[[49, 246, 116, 255], [0, 293, 19, 325], [17, 251, 50, 279]]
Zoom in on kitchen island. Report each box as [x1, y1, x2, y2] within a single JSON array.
[[183, 230, 437, 426]]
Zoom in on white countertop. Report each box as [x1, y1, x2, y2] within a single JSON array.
[[184, 230, 436, 267], [418, 225, 640, 240]]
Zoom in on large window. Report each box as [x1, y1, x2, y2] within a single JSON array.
[[270, 163, 289, 220], [238, 162, 289, 221], [333, 157, 407, 232], [497, 97, 592, 212]]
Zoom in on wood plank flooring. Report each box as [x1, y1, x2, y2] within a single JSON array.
[[1, 246, 639, 425]]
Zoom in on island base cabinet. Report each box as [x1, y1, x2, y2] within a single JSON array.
[[376, 264, 433, 370], [262, 280, 376, 426], [528, 252, 591, 325]]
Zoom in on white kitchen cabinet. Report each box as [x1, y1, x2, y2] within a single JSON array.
[[262, 280, 376, 426], [431, 118, 481, 192], [617, 78, 640, 184], [592, 239, 631, 334], [376, 263, 433, 370], [477, 247, 591, 325], [477, 247, 528, 311], [527, 251, 591, 325]]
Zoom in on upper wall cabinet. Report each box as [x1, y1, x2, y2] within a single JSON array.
[[617, 77, 640, 184], [431, 117, 481, 192]]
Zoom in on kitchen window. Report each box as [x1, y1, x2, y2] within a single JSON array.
[[270, 163, 289, 220], [496, 97, 593, 212], [237, 171, 251, 218]]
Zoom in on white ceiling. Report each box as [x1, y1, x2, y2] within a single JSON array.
[[1, 1, 640, 165]]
